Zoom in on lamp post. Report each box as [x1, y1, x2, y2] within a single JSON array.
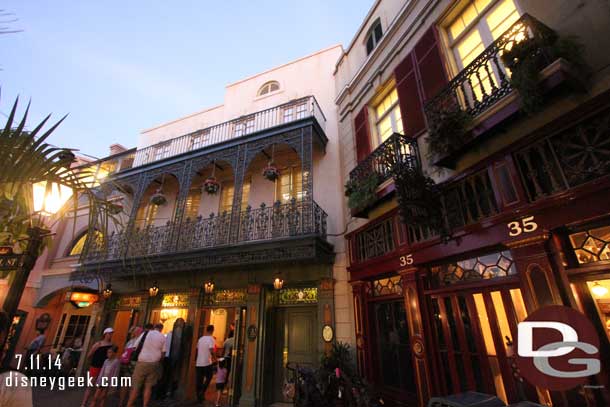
[[0, 181, 72, 368]]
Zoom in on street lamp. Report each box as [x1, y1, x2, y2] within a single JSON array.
[[149, 281, 159, 297], [273, 274, 284, 290], [0, 181, 73, 368], [204, 278, 215, 295], [102, 283, 113, 299]]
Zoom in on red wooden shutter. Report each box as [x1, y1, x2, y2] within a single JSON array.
[[394, 27, 448, 137], [354, 107, 372, 162], [414, 27, 448, 103]]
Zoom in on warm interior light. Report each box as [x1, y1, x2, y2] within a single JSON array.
[[591, 282, 609, 298], [273, 276, 284, 290], [204, 280, 215, 294], [33, 181, 73, 216], [149, 282, 159, 297]]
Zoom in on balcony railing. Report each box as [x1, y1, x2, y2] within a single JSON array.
[[514, 109, 610, 202], [348, 133, 420, 186], [132, 96, 326, 167], [85, 199, 327, 262], [424, 14, 556, 128]]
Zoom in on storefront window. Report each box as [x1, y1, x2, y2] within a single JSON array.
[[587, 279, 610, 341], [372, 300, 415, 393], [373, 275, 403, 297], [569, 225, 610, 264], [429, 250, 516, 287]]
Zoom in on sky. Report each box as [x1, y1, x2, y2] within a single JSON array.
[[0, 0, 372, 159]]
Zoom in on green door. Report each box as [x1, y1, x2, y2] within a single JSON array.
[[273, 306, 317, 403]]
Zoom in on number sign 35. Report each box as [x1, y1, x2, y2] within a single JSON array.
[[507, 216, 538, 237], [399, 254, 413, 267]]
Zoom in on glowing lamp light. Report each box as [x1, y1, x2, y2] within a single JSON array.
[[149, 281, 159, 297], [102, 284, 113, 299], [33, 181, 73, 216], [591, 282, 608, 298], [204, 279, 215, 295], [273, 276, 284, 290], [69, 292, 99, 308]]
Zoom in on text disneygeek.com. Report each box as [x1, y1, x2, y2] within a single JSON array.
[[2, 372, 131, 391]]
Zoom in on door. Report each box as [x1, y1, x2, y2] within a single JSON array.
[[112, 310, 132, 354], [428, 286, 540, 404], [273, 306, 317, 403]]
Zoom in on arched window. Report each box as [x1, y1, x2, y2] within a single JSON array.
[[365, 19, 383, 55], [257, 81, 280, 96], [67, 231, 103, 256]]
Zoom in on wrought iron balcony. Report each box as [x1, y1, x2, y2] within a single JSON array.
[[85, 199, 328, 262], [514, 109, 610, 202], [424, 14, 556, 135], [348, 132, 420, 188], [132, 96, 326, 167]]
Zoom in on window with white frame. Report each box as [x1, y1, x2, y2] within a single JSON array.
[[447, 0, 521, 101], [154, 143, 171, 161], [366, 19, 383, 55], [282, 102, 308, 123], [374, 88, 403, 145], [191, 130, 210, 151], [257, 81, 280, 96], [233, 117, 255, 137]]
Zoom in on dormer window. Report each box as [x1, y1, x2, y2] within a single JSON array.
[[257, 81, 280, 96], [366, 19, 383, 55]]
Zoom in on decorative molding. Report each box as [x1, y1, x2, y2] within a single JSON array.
[[278, 287, 318, 305]]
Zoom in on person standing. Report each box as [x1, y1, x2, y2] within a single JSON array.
[[0, 311, 32, 407], [126, 323, 166, 407], [214, 358, 228, 407], [26, 329, 46, 358], [222, 332, 234, 376], [195, 324, 216, 403], [80, 327, 114, 407], [91, 345, 120, 407], [119, 326, 142, 407]]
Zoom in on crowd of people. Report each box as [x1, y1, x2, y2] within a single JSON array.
[[77, 322, 234, 407]]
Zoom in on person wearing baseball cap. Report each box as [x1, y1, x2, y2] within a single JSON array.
[[80, 327, 114, 407]]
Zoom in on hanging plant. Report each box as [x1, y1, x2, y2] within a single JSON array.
[[263, 163, 280, 181], [150, 188, 167, 206], [108, 202, 123, 214], [393, 167, 441, 229], [502, 35, 588, 115], [345, 172, 379, 210], [203, 176, 220, 194], [425, 109, 473, 160]]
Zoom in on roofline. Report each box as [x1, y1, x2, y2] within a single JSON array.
[[141, 103, 224, 134], [225, 43, 343, 88]]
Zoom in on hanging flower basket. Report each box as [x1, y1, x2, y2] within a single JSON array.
[[150, 189, 167, 206], [109, 203, 123, 214], [263, 164, 280, 181], [203, 177, 220, 194]]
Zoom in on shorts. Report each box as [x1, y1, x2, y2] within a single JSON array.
[[131, 361, 161, 390], [89, 366, 102, 378], [216, 382, 226, 390], [120, 361, 136, 377]]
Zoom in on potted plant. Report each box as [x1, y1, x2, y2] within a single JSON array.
[[203, 176, 220, 194], [262, 163, 280, 181], [150, 188, 167, 206], [345, 173, 380, 211], [425, 109, 472, 160]]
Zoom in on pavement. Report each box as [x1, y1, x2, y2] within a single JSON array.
[[32, 386, 219, 407]]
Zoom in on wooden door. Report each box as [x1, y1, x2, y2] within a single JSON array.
[[113, 310, 132, 354], [273, 306, 317, 402]]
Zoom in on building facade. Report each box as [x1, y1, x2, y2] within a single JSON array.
[[336, 0, 610, 406], [71, 45, 354, 406]]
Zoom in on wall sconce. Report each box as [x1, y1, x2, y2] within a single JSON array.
[[204, 278, 215, 295], [149, 281, 159, 297], [102, 283, 113, 299], [591, 281, 608, 298], [273, 274, 284, 290]]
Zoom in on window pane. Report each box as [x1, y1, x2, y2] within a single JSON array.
[[220, 184, 234, 213], [461, 4, 479, 32], [487, 0, 519, 40], [457, 30, 485, 67], [378, 116, 393, 142], [366, 36, 375, 54], [474, 0, 492, 13], [374, 22, 383, 42], [269, 82, 279, 92]]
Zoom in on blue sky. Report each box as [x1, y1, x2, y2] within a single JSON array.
[[0, 1, 372, 159]]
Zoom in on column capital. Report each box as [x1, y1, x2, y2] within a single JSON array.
[[318, 278, 334, 291]]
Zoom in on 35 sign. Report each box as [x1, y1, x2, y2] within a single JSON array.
[[399, 254, 413, 267], [507, 215, 538, 237]]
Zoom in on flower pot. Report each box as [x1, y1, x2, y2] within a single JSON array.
[[150, 190, 167, 206], [263, 165, 280, 181], [203, 177, 220, 194]]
